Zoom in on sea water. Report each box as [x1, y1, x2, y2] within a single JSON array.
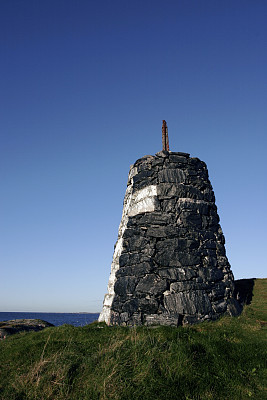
[[0, 312, 99, 327]]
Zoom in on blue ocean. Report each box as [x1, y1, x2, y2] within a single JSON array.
[[0, 312, 100, 327]]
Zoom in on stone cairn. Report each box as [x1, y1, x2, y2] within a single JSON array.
[[99, 122, 241, 326]]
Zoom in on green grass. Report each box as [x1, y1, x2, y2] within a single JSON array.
[[0, 279, 266, 400]]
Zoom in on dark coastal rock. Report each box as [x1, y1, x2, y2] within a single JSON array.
[[99, 151, 242, 326], [234, 278, 255, 306], [0, 319, 54, 339]]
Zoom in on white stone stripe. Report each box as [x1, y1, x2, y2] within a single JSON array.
[[128, 185, 157, 217], [177, 198, 212, 204]]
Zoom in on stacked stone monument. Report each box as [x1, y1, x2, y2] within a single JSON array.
[[99, 123, 241, 326]]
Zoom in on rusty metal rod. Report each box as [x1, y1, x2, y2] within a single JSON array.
[[162, 120, 169, 151]]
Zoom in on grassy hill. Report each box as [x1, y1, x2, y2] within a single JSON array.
[[0, 279, 266, 400]]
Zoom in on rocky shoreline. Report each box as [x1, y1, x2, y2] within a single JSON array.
[[0, 319, 54, 339]]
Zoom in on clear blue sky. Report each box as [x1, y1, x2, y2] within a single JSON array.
[[1, 0, 266, 312]]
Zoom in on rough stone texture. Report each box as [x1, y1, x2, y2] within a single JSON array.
[[0, 319, 54, 339], [99, 151, 242, 326]]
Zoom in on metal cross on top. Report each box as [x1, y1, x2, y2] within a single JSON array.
[[162, 120, 169, 151]]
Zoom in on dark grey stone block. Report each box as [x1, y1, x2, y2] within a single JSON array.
[[169, 154, 188, 163], [114, 276, 137, 297], [158, 267, 197, 281], [164, 291, 212, 315], [158, 169, 186, 184], [170, 151, 190, 158], [136, 275, 168, 296]]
